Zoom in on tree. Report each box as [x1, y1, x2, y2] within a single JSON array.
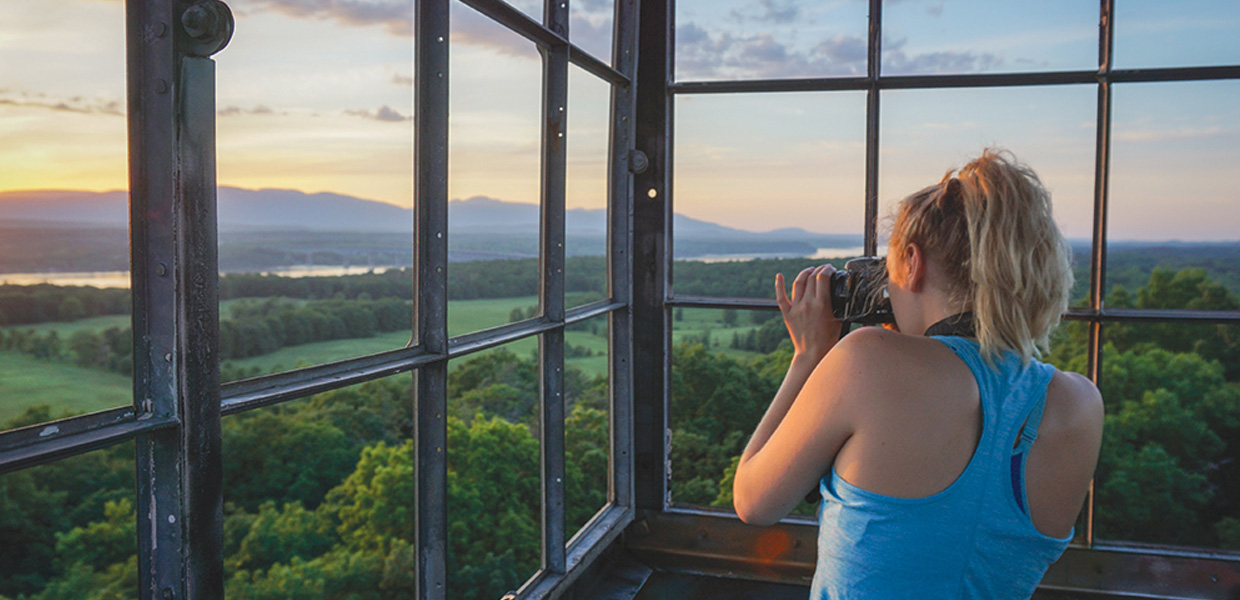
[[222, 411, 360, 512], [446, 416, 540, 599], [55, 499, 136, 573], [58, 295, 86, 322]]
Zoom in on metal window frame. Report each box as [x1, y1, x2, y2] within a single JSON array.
[[648, 0, 1240, 596], [6, 0, 1240, 598], [0, 1, 639, 599]]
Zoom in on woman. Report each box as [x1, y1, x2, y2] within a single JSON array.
[[732, 149, 1104, 599]]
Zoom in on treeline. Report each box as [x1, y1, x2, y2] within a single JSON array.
[[0, 350, 609, 600], [0, 285, 129, 326], [0, 297, 412, 379], [218, 256, 610, 304], [9, 244, 1240, 327], [220, 298, 409, 359]]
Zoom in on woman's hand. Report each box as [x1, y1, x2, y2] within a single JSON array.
[[776, 265, 843, 363]]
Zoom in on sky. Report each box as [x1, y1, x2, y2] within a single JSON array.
[[1, 0, 1239, 242]]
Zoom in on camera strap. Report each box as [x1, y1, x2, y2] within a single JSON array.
[[923, 311, 976, 338]]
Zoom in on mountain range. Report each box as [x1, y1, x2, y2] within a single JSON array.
[[0, 187, 861, 271], [0, 187, 852, 243]]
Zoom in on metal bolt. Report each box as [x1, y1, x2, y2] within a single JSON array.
[[629, 149, 649, 174], [164, 353, 172, 362], [154, 22, 168, 38], [181, 4, 216, 39], [162, 588, 174, 600], [179, 1, 234, 57], [155, 79, 169, 94], [156, 262, 168, 276]]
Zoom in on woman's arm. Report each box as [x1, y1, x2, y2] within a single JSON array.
[[733, 265, 854, 525]]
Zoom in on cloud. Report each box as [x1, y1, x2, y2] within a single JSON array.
[[675, 22, 1005, 79], [345, 105, 412, 122], [1114, 126, 1225, 143], [926, 2, 945, 17], [882, 38, 1004, 74], [0, 91, 123, 116], [392, 73, 413, 86], [729, 0, 802, 25], [233, 0, 411, 36], [448, 2, 538, 57], [569, 11, 614, 59], [218, 104, 276, 117]]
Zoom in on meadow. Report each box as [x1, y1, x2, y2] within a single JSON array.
[[0, 294, 775, 424]]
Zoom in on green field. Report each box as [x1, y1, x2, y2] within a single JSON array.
[[0, 352, 132, 425], [222, 296, 618, 378], [3, 299, 270, 337], [1, 296, 772, 420], [4, 313, 131, 337]]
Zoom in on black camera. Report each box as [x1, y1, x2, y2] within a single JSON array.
[[829, 257, 894, 324]]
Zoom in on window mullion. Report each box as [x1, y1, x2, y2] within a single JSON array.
[[608, 0, 639, 510], [863, 0, 882, 256], [539, 0, 570, 574], [631, 0, 671, 512], [1084, 0, 1116, 550], [414, 0, 450, 597]]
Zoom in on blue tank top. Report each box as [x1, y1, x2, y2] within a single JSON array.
[[810, 336, 1072, 599]]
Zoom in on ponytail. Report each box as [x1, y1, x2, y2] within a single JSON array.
[[892, 149, 1072, 363]]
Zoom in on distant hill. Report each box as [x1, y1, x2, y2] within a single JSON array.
[[0, 186, 845, 240]]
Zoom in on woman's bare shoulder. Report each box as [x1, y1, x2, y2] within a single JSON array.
[[829, 326, 927, 359], [825, 327, 970, 399], [1042, 369, 1104, 444]]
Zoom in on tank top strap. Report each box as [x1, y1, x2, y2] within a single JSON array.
[[929, 335, 987, 378], [1013, 385, 1047, 454], [1012, 360, 1057, 454], [930, 335, 1056, 451]]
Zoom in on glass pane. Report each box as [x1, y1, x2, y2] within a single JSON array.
[[566, 313, 611, 543], [1095, 323, 1240, 550], [222, 375, 414, 596], [1114, 0, 1240, 69], [882, 0, 1097, 75], [218, 275, 414, 383], [0, 1, 132, 429], [510, 0, 543, 23], [669, 307, 816, 516], [213, 0, 414, 375], [570, 0, 614, 64], [449, 2, 542, 335], [1107, 81, 1240, 302], [0, 444, 135, 598], [673, 92, 867, 295], [879, 86, 1095, 249], [448, 339, 541, 598], [566, 66, 611, 309], [674, 0, 868, 81]]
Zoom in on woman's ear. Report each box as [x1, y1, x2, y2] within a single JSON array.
[[903, 242, 926, 293]]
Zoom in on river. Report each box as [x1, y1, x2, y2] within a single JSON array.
[[0, 266, 396, 289]]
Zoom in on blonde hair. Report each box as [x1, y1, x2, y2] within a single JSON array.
[[890, 149, 1073, 363]]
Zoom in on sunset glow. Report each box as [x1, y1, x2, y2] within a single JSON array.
[[2, 0, 1239, 239]]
